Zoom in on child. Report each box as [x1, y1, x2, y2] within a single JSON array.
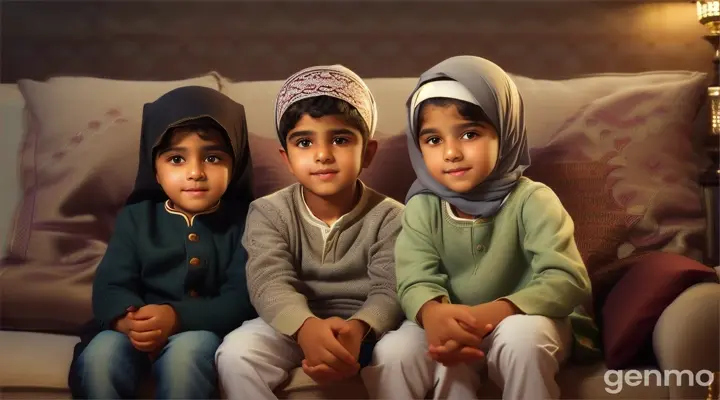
[[69, 86, 256, 399], [216, 65, 435, 399], [395, 55, 600, 400]]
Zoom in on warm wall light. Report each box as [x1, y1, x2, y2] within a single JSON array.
[[694, 1, 720, 271], [697, 0, 720, 33]]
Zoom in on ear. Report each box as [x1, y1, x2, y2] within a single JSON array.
[[361, 139, 378, 169], [279, 147, 294, 175]]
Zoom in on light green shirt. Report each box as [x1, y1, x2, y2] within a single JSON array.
[[395, 177, 600, 360]]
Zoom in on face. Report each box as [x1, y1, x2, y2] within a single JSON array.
[[418, 103, 499, 193], [155, 128, 232, 215], [280, 114, 377, 199]]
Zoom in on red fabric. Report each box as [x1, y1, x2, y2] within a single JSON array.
[[601, 251, 718, 369]]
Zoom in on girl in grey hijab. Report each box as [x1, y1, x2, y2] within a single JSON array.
[[405, 55, 530, 218], [394, 56, 600, 400]]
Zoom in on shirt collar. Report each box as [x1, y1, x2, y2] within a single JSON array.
[[164, 199, 221, 227]]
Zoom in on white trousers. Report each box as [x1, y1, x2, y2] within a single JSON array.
[[216, 318, 436, 400], [434, 314, 573, 400]]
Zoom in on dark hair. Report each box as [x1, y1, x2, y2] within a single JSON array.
[[417, 97, 493, 129], [278, 96, 369, 147], [153, 118, 233, 161]]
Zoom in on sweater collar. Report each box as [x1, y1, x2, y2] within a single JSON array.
[[297, 180, 369, 231]]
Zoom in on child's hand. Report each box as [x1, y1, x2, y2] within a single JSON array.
[[297, 317, 360, 383], [336, 319, 367, 361], [128, 304, 178, 352], [469, 300, 518, 327], [419, 300, 485, 349], [428, 323, 493, 366], [301, 319, 366, 384], [427, 300, 518, 366], [112, 306, 137, 335]]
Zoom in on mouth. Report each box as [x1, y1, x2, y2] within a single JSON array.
[[182, 188, 209, 196], [311, 169, 339, 181], [444, 167, 471, 177]]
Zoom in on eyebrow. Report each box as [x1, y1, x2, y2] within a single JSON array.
[[287, 128, 357, 142], [418, 121, 484, 137], [157, 144, 230, 155]]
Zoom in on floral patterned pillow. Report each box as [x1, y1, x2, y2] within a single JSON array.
[[520, 71, 708, 270]]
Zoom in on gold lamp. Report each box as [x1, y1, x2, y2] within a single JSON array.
[[695, 1, 720, 271]]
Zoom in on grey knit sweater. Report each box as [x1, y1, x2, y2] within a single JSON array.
[[242, 181, 404, 337]]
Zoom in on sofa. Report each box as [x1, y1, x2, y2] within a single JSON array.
[[1, 70, 719, 399]]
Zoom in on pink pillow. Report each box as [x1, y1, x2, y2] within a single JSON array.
[[522, 71, 709, 275]]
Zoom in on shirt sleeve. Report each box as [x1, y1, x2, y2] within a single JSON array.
[[349, 205, 404, 337], [501, 187, 592, 317], [166, 242, 256, 337], [394, 196, 450, 324], [92, 207, 146, 330], [242, 201, 315, 336]]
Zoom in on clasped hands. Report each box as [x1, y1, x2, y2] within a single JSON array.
[[296, 317, 368, 385], [420, 300, 516, 367], [113, 304, 179, 357]]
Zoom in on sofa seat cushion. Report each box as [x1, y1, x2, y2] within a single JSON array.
[[0, 330, 669, 399], [0, 331, 79, 390], [274, 362, 669, 399], [275, 368, 369, 399]]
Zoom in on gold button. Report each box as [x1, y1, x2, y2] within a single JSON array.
[[476, 244, 484, 251], [189, 290, 199, 297], [189, 257, 201, 266], [188, 233, 199, 242]]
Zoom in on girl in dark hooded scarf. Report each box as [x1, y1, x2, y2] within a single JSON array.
[[69, 86, 256, 399], [395, 56, 600, 400]]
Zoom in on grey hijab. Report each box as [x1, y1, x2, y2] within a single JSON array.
[[405, 55, 531, 217]]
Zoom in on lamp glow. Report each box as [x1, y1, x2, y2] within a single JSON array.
[[698, 1, 720, 32], [694, 1, 720, 272]]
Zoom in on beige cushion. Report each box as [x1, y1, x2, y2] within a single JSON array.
[[0, 331, 79, 389], [0, 74, 221, 333], [654, 281, 720, 399], [0, 84, 26, 257]]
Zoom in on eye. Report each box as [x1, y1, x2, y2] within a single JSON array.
[[296, 139, 311, 148], [333, 137, 350, 145], [424, 136, 442, 145], [168, 155, 184, 164], [461, 131, 479, 140], [206, 155, 221, 163]]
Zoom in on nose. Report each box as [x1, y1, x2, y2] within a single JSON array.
[[314, 142, 335, 164], [187, 160, 206, 181], [444, 140, 463, 163]]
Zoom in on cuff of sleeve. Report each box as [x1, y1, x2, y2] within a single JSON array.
[[402, 286, 449, 325], [499, 293, 531, 314], [165, 301, 199, 332], [500, 291, 555, 316], [349, 307, 398, 339], [271, 306, 316, 337], [97, 299, 144, 330]]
